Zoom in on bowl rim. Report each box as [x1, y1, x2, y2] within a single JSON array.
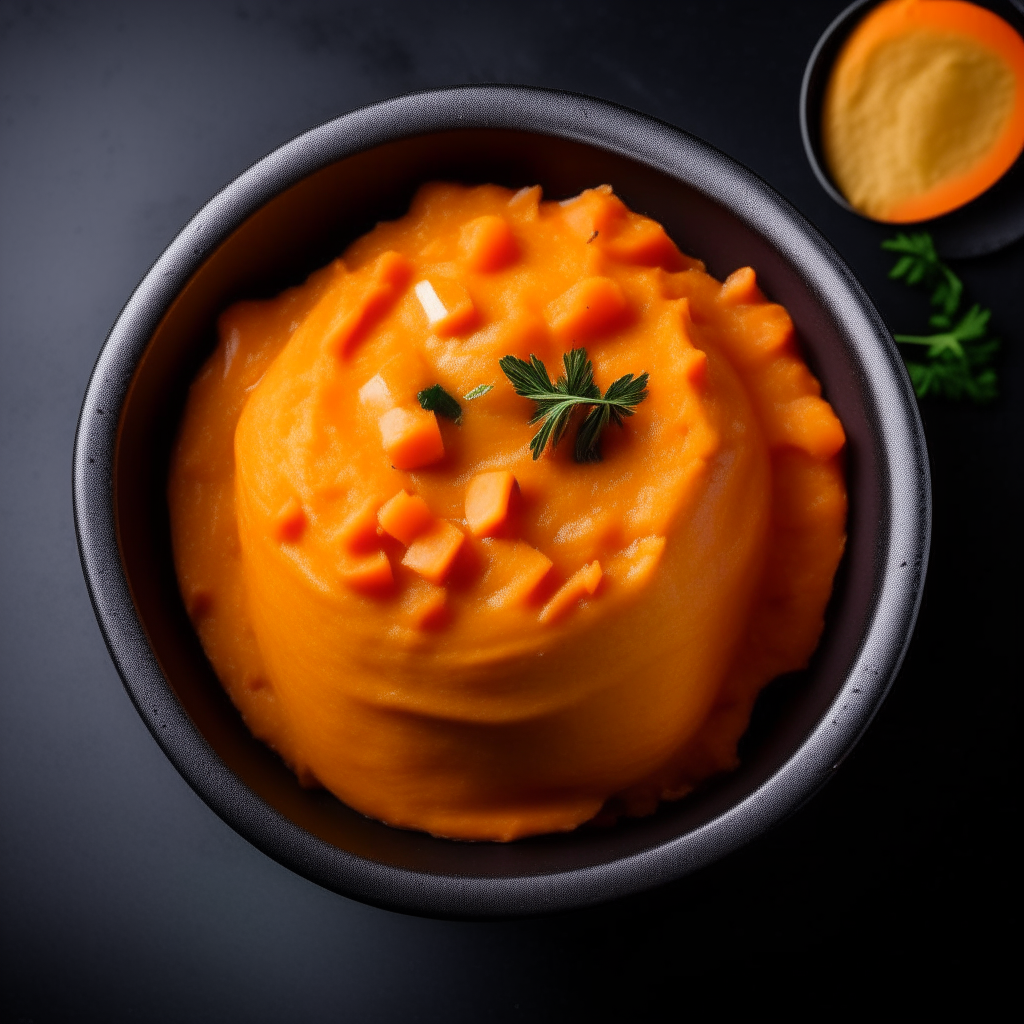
[[73, 84, 931, 918], [798, 0, 875, 216]]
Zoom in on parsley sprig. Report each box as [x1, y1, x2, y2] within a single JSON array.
[[499, 348, 649, 462], [417, 384, 462, 424], [883, 233, 999, 402]]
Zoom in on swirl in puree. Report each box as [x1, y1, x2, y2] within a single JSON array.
[[168, 183, 847, 841]]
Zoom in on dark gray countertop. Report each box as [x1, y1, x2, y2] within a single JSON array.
[[1, 1, 1018, 1019]]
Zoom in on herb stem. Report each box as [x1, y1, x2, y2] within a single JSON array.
[[499, 348, 649, 462], [893, 333, 965, 357], [883, 232, 999, 402]]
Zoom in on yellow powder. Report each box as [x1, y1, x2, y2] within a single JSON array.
[[823, 29, 1015, 220]]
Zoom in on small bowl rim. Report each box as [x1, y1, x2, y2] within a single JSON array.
[[73, 84, 931, 918], [799, 0, 875, 216]]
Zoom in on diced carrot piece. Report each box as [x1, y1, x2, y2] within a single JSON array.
[[274, 497, 306, 543], [341, 551, 394, 596], [539, 560, 603, 624], [335, 497, 380, 553], [357, 373, 392, 414], [719, 266, 763, 306], [378, 489, 433, 545], [329, 250, 411, 357], [606, 218, 684, 269], [414, 278, 477, 336], [401, 520, 465, 584], [608, 536, 666, 591], [370, 249, 411, 289], [464, 470, 517, 537], [481, 539, 553, 609], [401, 579, 449, 630], [460, 215, 518, 272], [545, 277, 628, 343], [378, 406, 445, 470]]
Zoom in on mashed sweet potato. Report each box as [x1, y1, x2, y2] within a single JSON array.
[[168, 182, 847, 841]]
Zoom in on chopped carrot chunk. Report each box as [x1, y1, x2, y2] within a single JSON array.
[[460, 215, 518, 272], [378, 406, 445, 470], [481, 539, 553, 609], [378, 489, 433, 545], [334, 497, 381, 554], [401, 520, 465, 584], [358, 373, 391, 413], [545, 277, 628, 343], [341, 551, 394, 596], [414, 278, 477, 336], [274, 497, 307, 543], [330, 251, 411, 357], [538, 560, 603, 624], [464, 470, 517, 537], [608, 536, 667, 591]]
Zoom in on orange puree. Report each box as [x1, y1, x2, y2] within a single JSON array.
[[168, 183, 847, 841], [822, 0, 1024, 222]]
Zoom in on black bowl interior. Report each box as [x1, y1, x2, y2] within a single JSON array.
[[81, 94, 928, 917], [800, 0, 1024, 259]]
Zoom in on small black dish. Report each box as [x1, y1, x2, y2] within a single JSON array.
[[800, 0, 1024, 259], [73, 85, 930, 919]]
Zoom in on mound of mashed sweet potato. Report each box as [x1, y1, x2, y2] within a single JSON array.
[[168, 182, 847, 841]]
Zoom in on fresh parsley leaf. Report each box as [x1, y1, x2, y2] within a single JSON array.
[[463, 383, 494, 400], [883, 233, 998, 403], [883, 232, 963, 318], [417, 384, 462, 424], [498, 348, 649, 462]]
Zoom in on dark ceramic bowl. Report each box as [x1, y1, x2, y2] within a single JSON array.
[[73, 85, 930, 919], [800, 0, 1024, 258]]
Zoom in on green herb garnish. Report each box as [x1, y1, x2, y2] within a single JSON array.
[[417, 384, 462, 424], [498, 347, 649, 462], [463, 383, 494, 400], [883, 232, 999, 402]]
